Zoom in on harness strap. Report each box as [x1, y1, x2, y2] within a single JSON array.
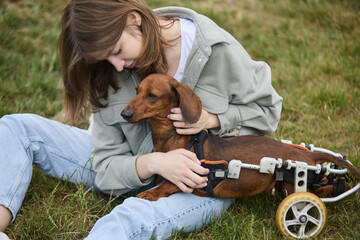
[[185, 129, 208, 160], [200, 160, 229, 197], [283, 142, 311, 152], [318, 165, 348, 197], [279, 163, 349, 196], [185, 130, 228, 197]]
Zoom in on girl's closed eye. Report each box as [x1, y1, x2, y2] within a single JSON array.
[[114, 49, 121, 56]]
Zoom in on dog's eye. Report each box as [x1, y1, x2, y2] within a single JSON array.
[[146, 93, 158, 99]]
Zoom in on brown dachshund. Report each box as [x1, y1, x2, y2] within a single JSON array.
[[121, 73, 360, 201]]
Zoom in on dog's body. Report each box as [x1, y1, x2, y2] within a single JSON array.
[[121, 73, 360, 201]]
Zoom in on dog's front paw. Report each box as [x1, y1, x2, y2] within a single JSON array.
[[137, 190, 161, 201]]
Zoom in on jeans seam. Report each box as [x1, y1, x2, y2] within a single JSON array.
[[26, 136, 83, 166], [129, 197, 217, 239], [1, 153, 31, 222], [26, 135, 93, 173], [27, 136, 95, 187], [47, 146, 95, 186]]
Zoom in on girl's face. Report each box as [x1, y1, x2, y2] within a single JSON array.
[[106, 27, 143, 72], [93, 12, 143, 72]]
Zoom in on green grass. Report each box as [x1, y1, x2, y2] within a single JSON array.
[[1, 0, 359, 239]]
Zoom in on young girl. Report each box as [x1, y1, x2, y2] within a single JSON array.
[[0, 0, 282, 239]]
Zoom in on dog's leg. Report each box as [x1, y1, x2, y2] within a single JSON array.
[[137, 181, 182, 201]]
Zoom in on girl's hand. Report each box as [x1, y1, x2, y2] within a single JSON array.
[[167, 108, 220, 135], [136, 149, 209, 193]]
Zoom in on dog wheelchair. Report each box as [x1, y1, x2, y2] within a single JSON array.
[[123, 74, 359, 239], [200, 139, 360, 239]]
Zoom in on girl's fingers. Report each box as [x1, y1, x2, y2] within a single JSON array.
[[190, 161, 209, 176], [167, 108, 185, 121], [175, 127, 200, 135], [182, 176, 207, 189], [177, 182, 194, 193], [173, 149, 209, 176], [174, 148, 197, 161], [170, 108, 181, 114], [163, 149, 209, 193], [168, 108, 204, 135]]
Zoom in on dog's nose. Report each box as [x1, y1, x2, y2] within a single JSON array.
[[121, 109, 134, 121]]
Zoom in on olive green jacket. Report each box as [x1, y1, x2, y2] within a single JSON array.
[[91, 7, 283, 195]]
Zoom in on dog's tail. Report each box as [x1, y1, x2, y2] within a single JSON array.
[[313, 152, 360, 181]]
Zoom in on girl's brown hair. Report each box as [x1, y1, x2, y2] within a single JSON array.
[[58, 0, 171, 124]]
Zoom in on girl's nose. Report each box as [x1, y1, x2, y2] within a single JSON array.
[[107, 56, 125, 72]]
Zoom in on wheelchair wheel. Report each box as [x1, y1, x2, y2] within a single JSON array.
[[276, 192, 327, 239]]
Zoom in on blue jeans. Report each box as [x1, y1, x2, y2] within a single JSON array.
[[0, 114, 234, 239]]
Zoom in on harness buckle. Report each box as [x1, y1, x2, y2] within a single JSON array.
[[260, 157, 278, 174], [228, 160, 242, 179]]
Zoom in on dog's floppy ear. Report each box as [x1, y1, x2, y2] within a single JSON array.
[[170, 80, 202, 124]]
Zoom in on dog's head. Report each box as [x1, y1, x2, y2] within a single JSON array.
[[121, 73, 202, 123]]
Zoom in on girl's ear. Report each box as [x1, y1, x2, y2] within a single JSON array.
[[170, 80, 202, 124], [127, 11, 142, 27]]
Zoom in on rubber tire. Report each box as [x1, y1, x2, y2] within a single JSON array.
[[276, 192, 327, 239]]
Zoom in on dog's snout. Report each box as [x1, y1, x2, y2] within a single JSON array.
[[121, 109, 134, 121]]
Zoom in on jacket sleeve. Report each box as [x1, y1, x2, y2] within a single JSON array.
[[91, 106, 154, 195], [199, 41, 283, 137]]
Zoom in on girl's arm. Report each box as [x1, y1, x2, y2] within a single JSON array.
[[92, 110, 208, 195], [136, 149, 208, 193]]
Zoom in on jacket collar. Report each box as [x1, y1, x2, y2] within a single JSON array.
[[155, 6, 229, 57], [155, 7, 230, 89]]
